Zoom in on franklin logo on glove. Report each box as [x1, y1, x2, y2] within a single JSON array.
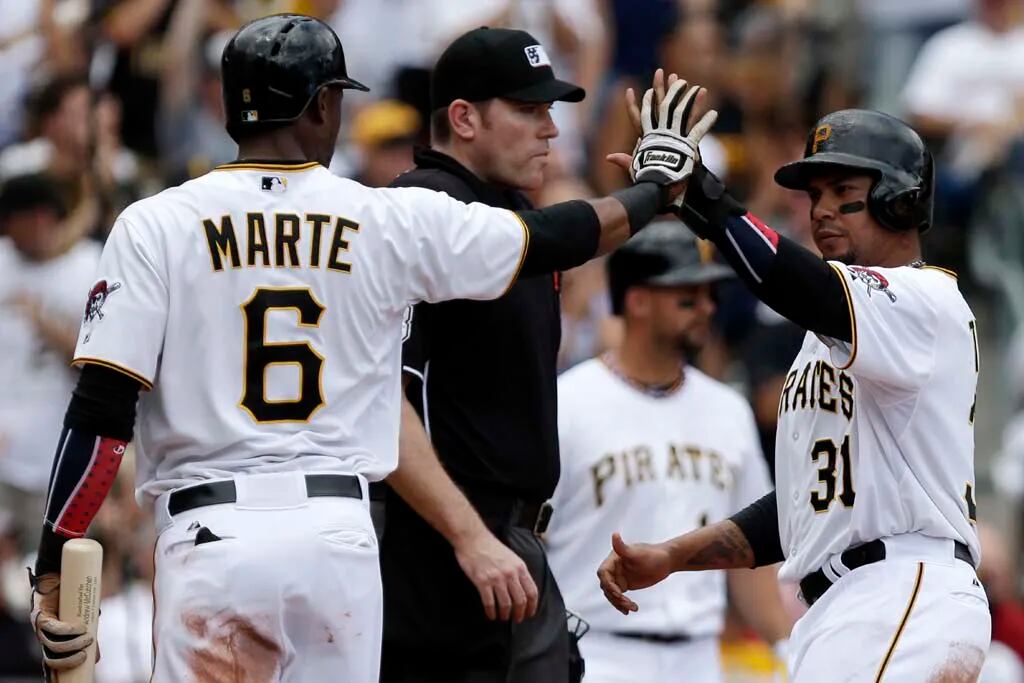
[[641, 150, 683, 169]]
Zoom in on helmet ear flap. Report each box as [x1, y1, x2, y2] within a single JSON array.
[[890, 187, 922, 219], [869, 180, 921, 232]]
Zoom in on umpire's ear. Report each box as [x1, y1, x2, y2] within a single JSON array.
[[447, 99, 481, 142]]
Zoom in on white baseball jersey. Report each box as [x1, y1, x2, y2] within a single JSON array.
[[775, 263, 980, 582], [546, 359, 771, 637], [71, 160, 528, 505], [0, 237, 100, 492]]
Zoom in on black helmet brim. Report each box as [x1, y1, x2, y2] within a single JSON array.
[[644, 262, 735, 287], [328, 76, 370, 93], [774, 152, 916, 191]]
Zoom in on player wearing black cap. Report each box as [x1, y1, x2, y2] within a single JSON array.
[[599, 103, 988, 680]]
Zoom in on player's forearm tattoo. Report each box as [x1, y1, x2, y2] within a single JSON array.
[[672, 521, 755, 571]]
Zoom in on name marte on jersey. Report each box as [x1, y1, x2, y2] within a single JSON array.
[[202, 212, 360, 273], [779, 359, 854, 419], [590, 443, 733, 508]]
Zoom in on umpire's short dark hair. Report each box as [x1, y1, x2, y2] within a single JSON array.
[[0, 174, 68, 221]]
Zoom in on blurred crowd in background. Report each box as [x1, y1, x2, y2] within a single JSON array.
[[3, 0, 1024, 680]]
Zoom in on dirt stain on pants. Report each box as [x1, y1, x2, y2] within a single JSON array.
[[183, 612, 282, 682]]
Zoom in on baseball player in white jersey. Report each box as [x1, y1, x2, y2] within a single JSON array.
[[26, 20, 718, 683], [598, 101, 990, 681], [547, 222, 792, 682]]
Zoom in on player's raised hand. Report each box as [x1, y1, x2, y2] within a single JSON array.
[[29, 571, 95, 671], [454, 528, 539, 624], [597, 533, 674, 615], [607, 68, 718, 191]]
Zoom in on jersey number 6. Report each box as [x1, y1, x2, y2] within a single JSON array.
[[240, 287, 326, 423], [809, 434, 856, 513]]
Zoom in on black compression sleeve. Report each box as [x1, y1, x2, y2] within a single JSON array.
[[65, 363, 142, 439], [517, 199, 601, 277], [728, 490, 784, 567], [763, 238, 851, 341], [681, 165, 852, 342]]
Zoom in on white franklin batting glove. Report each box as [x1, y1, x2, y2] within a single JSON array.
[[631, 79, 718, 201]]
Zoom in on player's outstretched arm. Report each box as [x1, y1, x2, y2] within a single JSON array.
[[400, 71, 715, 306], [31, 363, 141, 673], [598, 490, 784, 614], [388, 389, 538, 623], [606, 76, 852, 341], [597, 521, 755, 615]]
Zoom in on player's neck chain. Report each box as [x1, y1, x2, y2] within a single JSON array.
[[906, 259, 926, 268], [601, 351, 685, 398]]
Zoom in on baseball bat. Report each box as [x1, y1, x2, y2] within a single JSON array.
[[57, 538, 103, 683]]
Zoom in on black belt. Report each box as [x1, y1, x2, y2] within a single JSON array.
[[516, 500, 554, 536], [468, 493, 554, 536], [168, 474, 362, 516], [611, 631, 691, 644], [800, 539, 973, 607]]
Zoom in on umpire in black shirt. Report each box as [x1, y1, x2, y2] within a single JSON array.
[[380, 27, 585, 683]]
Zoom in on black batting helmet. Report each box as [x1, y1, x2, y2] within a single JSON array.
[[221, 14, 369, 141], [774, 109, 934, 233], [608, 221, 733, 315]]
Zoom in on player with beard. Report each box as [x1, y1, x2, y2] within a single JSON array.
[[545, 221, 792, 683], [599, 105, 989, 681]]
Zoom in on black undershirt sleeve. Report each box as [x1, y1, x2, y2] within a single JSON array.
[[517, 200, 601, 277], [680, 165, 852, 342], [728, 490, 785, 567], [516, 182, 666, 278], [64, 364, 141, 439]]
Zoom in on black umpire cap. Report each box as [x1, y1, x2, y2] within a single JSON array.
[[608, 221, 733, 315], [431, 27, 585, 110]]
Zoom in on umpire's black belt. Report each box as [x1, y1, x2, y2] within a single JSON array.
[[800, 539, 973, 607], [468, 493, 554, 536], [168, 474, 362, 516]]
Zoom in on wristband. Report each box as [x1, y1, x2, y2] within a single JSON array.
[[611, 182, 666, 236]]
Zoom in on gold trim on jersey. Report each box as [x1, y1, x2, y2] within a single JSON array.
[[213, 161, 321, 172], [72, 357, 154, 390], [873, 562, 924, 682], [499, 210, 531, 297], [828, 262, 857, 370], [921, 265, 958, 280]]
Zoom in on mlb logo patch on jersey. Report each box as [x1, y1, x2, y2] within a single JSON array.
[[261, 176, 287, 193], [242, 110, 259, 122], [524, 45, 551, 68]]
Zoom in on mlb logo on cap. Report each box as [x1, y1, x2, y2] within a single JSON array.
[[524, 45, 550, 68], [261, 176, 287, 193], [242, 110, 259, 122]]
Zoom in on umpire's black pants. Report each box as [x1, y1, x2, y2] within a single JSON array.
[[378, 492, 570, 683]]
